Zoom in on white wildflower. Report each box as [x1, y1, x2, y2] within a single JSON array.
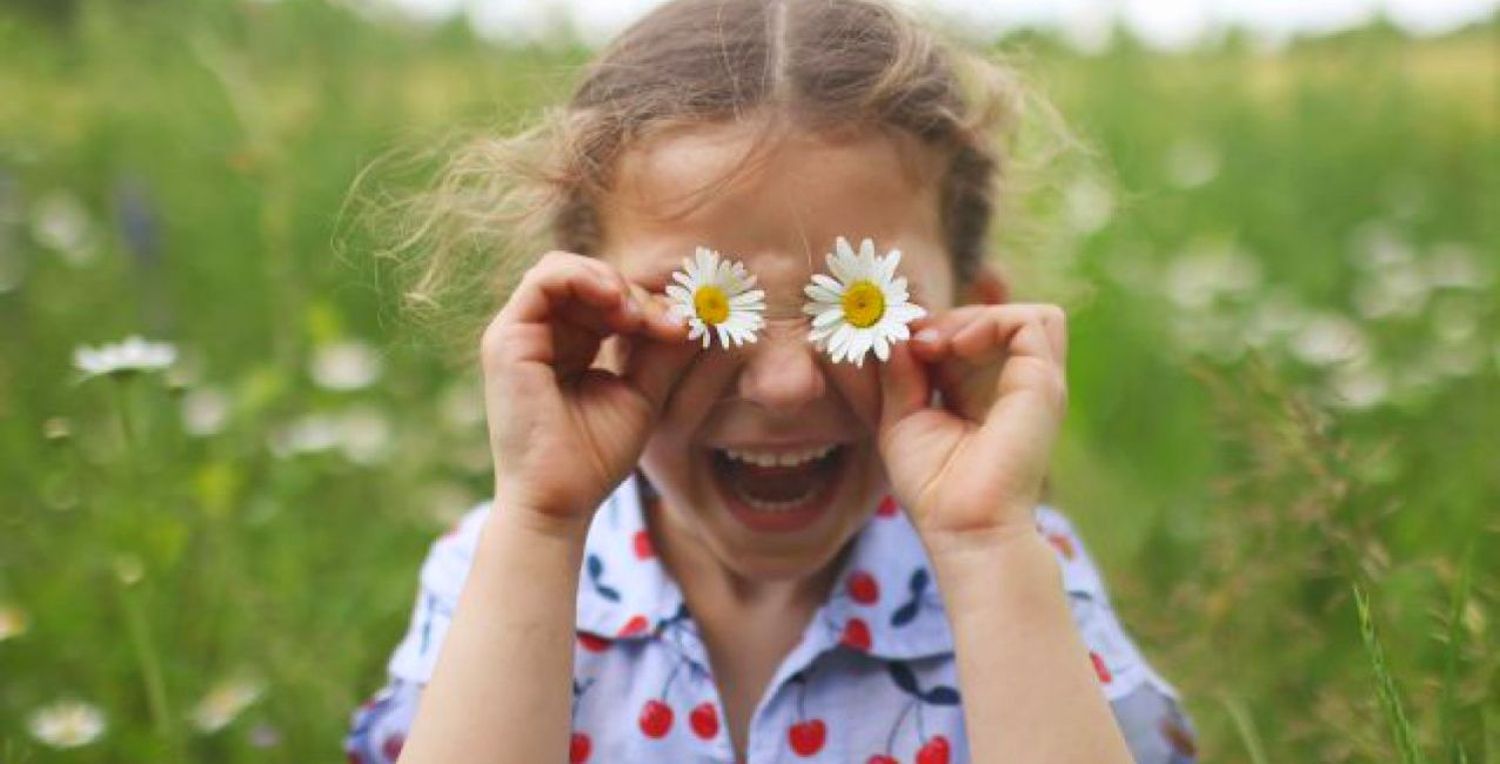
[[181, 387, 231, 437], [73, 335, 177, 381], [191, 676, 264, 734], [309, 340, 383, 391], [28, 700, 106, 748]]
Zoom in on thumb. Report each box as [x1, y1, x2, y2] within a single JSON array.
[[878, 339, 932, 433], [623, 333, 700, 416]]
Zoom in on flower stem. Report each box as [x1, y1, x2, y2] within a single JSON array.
[[120, 584, 179, 755]]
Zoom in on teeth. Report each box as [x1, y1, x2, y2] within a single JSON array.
[[735, 484, 819, 512], [721, 444, 835, 469]]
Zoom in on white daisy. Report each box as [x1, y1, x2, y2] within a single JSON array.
[[665, 246, 766, 349], [191, 675, 265, 734], [804, 237, 927, 367], [28, 700, 106, 748], [72, 335, 177, 380]]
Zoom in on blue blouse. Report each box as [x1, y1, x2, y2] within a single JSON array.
[[347, 473, 1197, 763]]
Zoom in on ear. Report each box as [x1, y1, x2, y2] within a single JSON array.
[[959, 263, 1010, 305]]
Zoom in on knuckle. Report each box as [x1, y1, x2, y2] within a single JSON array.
[[1031, 304, 1065, 325], [478, 317, 520, 371]]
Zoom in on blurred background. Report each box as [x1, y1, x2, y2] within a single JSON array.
[[0, 0, 1495, 760]]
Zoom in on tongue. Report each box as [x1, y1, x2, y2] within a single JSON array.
[[725, 460, 824, 503]]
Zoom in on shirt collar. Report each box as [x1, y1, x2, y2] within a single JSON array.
[[575, 472, 954, 661]]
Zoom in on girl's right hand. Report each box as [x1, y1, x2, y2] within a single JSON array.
[[479, 251, 695, 536]]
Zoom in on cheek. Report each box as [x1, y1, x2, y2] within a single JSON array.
[[826, 364, 882, 431], [644, 353, 736, 450]]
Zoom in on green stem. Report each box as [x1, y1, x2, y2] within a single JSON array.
[[121, 584, 179, 755]]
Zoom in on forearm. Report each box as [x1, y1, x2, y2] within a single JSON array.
[[930, 529, 1132, 764], [397, 505, 587, 764]]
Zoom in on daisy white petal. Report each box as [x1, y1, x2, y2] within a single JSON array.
[[664, 247, 765, 350], [802, 237, 928, 366]]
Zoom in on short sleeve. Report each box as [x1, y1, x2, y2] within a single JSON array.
[[1035, 505, 1200, 763], [344, 677, 421, 764], [386, 502, 491, 683], [344, 503, 491, 763]]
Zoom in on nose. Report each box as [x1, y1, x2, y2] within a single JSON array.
[[736, 321, 826, 413]]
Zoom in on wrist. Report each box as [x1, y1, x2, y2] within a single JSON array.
[[491, 480, 597, 543], [486, 489, 591, 549], [925, 526, 1064, 616]]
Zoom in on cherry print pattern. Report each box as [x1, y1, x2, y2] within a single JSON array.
[[841, 618, 873, 651], [873, 664, 962, 763], [1161, 716, 1198, 758], [585, 554, 621, 602], [889, 568, 931, 628], [846, 570, 880, 604], [689, 702, 720, 740], [350, 477, 1198, 764], [1046, 532, 1076, 560], [789, 719, 827, 757], [1091, 651, 1113, 684], [569, 732, 592, 763], [915, 735, 950, 764], [787, 670, 828, 757], [639, 699, 674, 739], [639, 655, 690, 740], [577, 632, 611, 652], [632, 529, 654, 559], [618, 615, 650, 637], [380, 735, 404, 761]]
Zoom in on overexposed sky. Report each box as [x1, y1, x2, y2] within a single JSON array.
[[375, 0, 1497, 49]]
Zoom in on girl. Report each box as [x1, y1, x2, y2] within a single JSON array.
[[348, 0, 1197, 761]]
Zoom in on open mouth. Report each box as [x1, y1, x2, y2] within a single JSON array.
[[707, 443, 849, 533]]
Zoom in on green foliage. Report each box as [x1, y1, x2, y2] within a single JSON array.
[[0, 1, 1495, 761]]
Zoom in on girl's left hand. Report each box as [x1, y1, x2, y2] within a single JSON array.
[[877, 303, 1068, 549]]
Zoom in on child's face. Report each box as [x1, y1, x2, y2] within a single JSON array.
[[598, 120, 958, 581]]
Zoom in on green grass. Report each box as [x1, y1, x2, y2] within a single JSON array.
[[1, 1, 1496, 761]]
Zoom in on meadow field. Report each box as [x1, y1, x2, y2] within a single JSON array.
[[1, 1, 1496, 761]]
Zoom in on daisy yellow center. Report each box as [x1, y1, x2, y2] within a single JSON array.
[[693, 285, 730, 325], [841, 281, 886, 328]]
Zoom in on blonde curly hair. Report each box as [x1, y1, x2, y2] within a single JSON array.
[[365, 0, 1067, 364]]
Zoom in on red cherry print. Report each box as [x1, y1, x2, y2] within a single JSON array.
[[846, 570, 880, 604], [1046, 532, 1076, 560], [1090, 651, 1113, 684], [639, 699, 674, 738], [840, 618, 872, 651], [632, 529, 654, 559], [876, 495, 899, 517], [381, 734, 405, 760], [618, 615, 650, 637], [578, 632, 611, 652], [916, 735, 951, 764], [1159, 718, 1199, 756], [569, 732, 592, 763], [689, 702, 720, 739], [867, 756, 899, 764], [788, 719, 827, 756]]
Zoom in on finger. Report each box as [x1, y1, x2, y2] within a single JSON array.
[[1038, 304, 1068, 366], [947, 305, 1057, 364], [503, 252, 640, 335], [908, 306, 988, 363], [878, 340, 932, 430], [623, 333, 702, 415], [631, 285, 691, 343]]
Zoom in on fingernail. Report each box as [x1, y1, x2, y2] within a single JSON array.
[[915, 328, 940, 345]]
